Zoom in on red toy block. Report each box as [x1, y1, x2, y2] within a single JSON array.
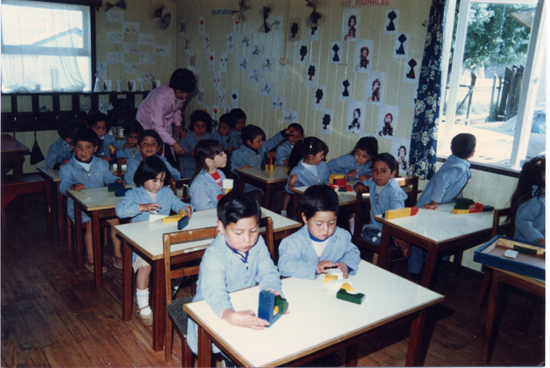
[[334, 178, 347, 186]]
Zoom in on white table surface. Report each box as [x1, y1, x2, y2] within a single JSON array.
[[68, 185, 136, 211], [37, 166, 60, 181], [234, 165, 289, 183], [293, 185, 369, 205], [185, 260, 444, 367]]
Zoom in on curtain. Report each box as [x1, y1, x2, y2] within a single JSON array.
[[407, 0, 446, 180]]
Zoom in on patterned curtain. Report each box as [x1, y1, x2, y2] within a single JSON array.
[[408, 0, 446, 180]]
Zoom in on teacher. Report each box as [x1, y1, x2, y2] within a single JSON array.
[[136, 68, 196, 168]]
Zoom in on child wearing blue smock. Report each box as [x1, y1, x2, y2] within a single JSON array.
[[114, 119, 143, 159], [327, 136, 378, 181], [60, 128, 125, 273], [228, 108, 247, 148], [278, 185, 360, 279], [275, 123, 304, 166], [46, 120, 78, 169], [125, 130, 180, 185], [116, 156, 193, 325], [212, 113, 239, 153], [87, 112, 117, 161], [179, 110, 214, 178], [189, 139, 229, 211], [187, 191, 283, 361]]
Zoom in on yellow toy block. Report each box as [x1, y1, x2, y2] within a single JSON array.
[[108, 145, 116, 155], [341, 283, 354, 292], [452, 208, 470, 214], [329, 174, 345, 184], [223, 179, 233, 194], [324, 274, 338, 283], [162, 209, 186, 223], [386, 207, 411, 220]]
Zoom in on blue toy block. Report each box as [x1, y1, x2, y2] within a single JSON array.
[[108, 182, 124, 192], [177, 215, 189, 230], [115, 188, 132, 197], [258, 290, 287, 327]]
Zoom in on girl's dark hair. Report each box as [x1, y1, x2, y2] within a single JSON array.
[[190, 110, 213, 133], [133, 155, 171, 187], [241, 125, 266, 147], [507, 155, 545, 226], [229, 108, 247, 122], [219, 113, 236, 129], [73, 127, 99, 147], [138, 129, 162, 146], [288, 136, 329, 170], [299, 185, 339, 220], [217, 190, 260, 226], [191, 139, 224, 181], [58, 120, 80, 140], [371, 153, 398, 173], [288, 123, 304, 136], [351, 136, 378, 156], [124, 120, 144, 136], [169, 68, 196, 93], [87, 112, 109, 129]]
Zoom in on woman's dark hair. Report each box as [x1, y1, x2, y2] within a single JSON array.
[[351, 136, 378, 156], [169, 68, 196, 93], [229, 108, 247, 122], [191, 139, 224, 181], [219, 113, 236, 130], [288, 123, 304, 136], [371, 153, 398, 173], [288, 136, 329, 170], [87, 112, 109, 129], [124, 119, 144, 136], [73, 127, 99, 147], [58, 120, 80, 140], [507, 155, 545, 226], [217, 190, 261, 226], [241, 125, 266, 147], [189, 110, 213, 133], [133, 155, 171, 187], [299, 185, 339, 220]]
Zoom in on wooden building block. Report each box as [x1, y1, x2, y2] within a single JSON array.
[[177, 215, 189, 230], [108, 182, 124, 192], [115, 188, 131, 197], [258, 290, 287, 326], [330, 174, 345, 184], [385, 206, 419, 220], [336, 288, 365, 304]]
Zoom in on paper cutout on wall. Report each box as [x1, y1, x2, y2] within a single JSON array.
[[139, 53, 155, 64], [233, 18, 242, 34], [107, 52, 124, 63], [123, 22, 139, 34], [404, 58, 419, 84], [161, 14, 171, 31], [184, 35, 191, 54], [366, 71, 385, 105], [212, 105, 219, 121], [189, 52, 195, 67], [297, 40, 308, 64], [213, 71, 221, 90], [198, 16, 205, 35], [250, 44, 264, 59], [106, 0, 126, 11], [261, 57, 274, 72], [240, 34, 252, 48], [154, 45, 169, 56], [320, 109, 333, 135], [411, 83, 419, 108], [179, 18, 186, 36], [249, 69, 261, 83], [123, 63, 139, 74], [346, 101, 366, 133], [139, 33, 154, 45], [342, 9, 359, 42], [384, 10, 399, 34], [197, 86, 205, 106], [354, 40, 374, 73], [218, 88, 226, 107], [313, 86, 325, 111], [106, 10, 124, 22], [259, 82, 273, 96], [220, 52, 228, 72], [123, 42, 138, 54], [309, 26, 319, 41], [393, 33, 409, 59], [392, 138, 410, 174], [330, 41, 343, 64], [271, 96, 286, 110], [288, 18, 301, 41], [283, 109, 299, 124], [238, 57, 250, 70], [377, 105, 399, 138], [208, 53, 216, 71], [107, 31, 123, 43], [340, 78, 352, 102], [231, 0, 250, 23], [306, 63, 317, 87], [258, 6, 271, 33], [231, 89, 239, 108], [204, 34, 211, 53], [227, 34, 235, 54], [271, 15, 284, 31]]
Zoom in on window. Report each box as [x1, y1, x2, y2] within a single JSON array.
[[1, 0, 93, 93], [439, 0, 546, 170]]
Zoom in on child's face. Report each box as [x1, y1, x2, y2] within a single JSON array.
[[287, 130, 303, 146], [354, 149, 372, 166], [371, 161, 396, 187], [218, 122, 231, 136], [308, 151, 325, 165], [143, 171, 166, 193], [213, 151, 228, 168], [126, 133, 139, 147], [217, 216, 259, 253], [302, 211, 337, 241], [64, 137, 74, 147], [247, 135, 264, 151], [90, 121, 107, 139], [193, 120, 207, 138], [235, 119, 246, 132], [74, 140, 97, 162], [138, 136, 161, 157]]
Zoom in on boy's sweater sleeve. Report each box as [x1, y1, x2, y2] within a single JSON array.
[[388, 183, 408, 210], [200, 253, 234, 317], [169, 190, 194, 213], [115, 190, 141, 219], [162, 158, 181, 180], [59, 165, 74, 196], [320, 161, 331, 184], [515, 199, 545, 243], [327, 155, 345, 174], [428, 166, 464, 204], [261, 132, 285, 153], [336, 230, 361, 274], [230, 149, 244, 174], [45, 140, 64, 169], [102, 161, 121, 184], [124, 158, 139, 185], [278, 230, 318, 280], [190, 175, 215, 211]]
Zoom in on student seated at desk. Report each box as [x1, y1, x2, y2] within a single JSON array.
[[60, 128, 125, 273], [274, 123, 304, 166], [228, 108, 247, 148], [278, 185, 360, 280], [46, 120, 79, 169], [211, 113, 239, 153], [179, 110, 214, 178], [114, 119, 143, 159], [187, 191, 283, 359], [327, 136, 378, 181], [87, 112, 117, 162], [116, 156, 193, 325]]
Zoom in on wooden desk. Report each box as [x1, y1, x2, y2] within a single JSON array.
[[37, 167, 64, 247], [114, 208, 300, 352], [185, 260, 444, 367], [481, 267, 545, 363], [2, 134, 29, 179], [376, 203, 494, 289], [234, 166, 289, 209]]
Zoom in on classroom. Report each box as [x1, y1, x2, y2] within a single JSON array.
[[1, 0, 545, 366]]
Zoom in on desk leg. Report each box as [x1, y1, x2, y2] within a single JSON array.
[[43, 177, 54, 244], [378, 224, 391, 269], [481, 270, 503, 363], [74, 203, 84, 270], [122, 239, 133, 321], [293, 194, 302, 223], [151, 259, 165, 352], [263, 186, 272, 209], [345, 343, 358, 367], [56, 184, 66, 249], [198, 325, 213, 367], [92, 212, 102, 288], [421, 249, 438, 289], [406, 310, 427, 366]]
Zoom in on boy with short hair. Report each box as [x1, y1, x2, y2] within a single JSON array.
[[114, 120, 144, 159], [212, 113, 239, 152], [60, 128, 125, 272], [187, 191, 283, 356], [46, 120, 79, 169], [87, 112, 117, 162], [228, 108, 247, 148]]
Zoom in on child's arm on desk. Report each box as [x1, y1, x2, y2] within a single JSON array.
[[70, 183, 86, 191], [423, 200, 439, 210], [353, 182, 368, 193], [221, 309, 269, 329]]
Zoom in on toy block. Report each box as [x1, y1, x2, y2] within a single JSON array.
[[149, 214, 168, 222], [454, 198, 474, 210], [452, 208, 470, 214], [327, 267, 343, 279], [341, 283, 354, 292], [336, 288, 365, 304], [338, 186, 347, 192], [177, 215, 189, 230], [265, 164, 274, 171], [108, 145, 116, 155], [108, 182, 124, 192], [334, 178, 347, 186], [258, 290, 287, 326], [482, 205, 494, 212], [223, 179, 234, 194], [330, 174, 345, 184], [385, 206, 419, 220], [324, 274, 338, 283], [326, 279, 354, 290], [161, 209, 186, 223], [115, 188, 131, 197]]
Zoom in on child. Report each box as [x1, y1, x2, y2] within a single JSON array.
[[116, 156, 193, 325], [327, 136, 378, 181], [179, 110, 214, 178], [187, 191, 282, 356], [212, 113, 239, 153], [189, 139, 228, 211], [46, 120, 79, 169], [508, 155, 545, 245], [278, 185, 361, 280], [228, 108, 246, 148], [124, 130, 181, 185], [60, 128, 125, 272], [275, 123, 304, 166], [87, 112, 117, 162], [114, 120, 144, 159]]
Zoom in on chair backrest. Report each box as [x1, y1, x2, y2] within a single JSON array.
[[492, 207, 514, 237], [259, 217, 275, 261], [170, 178, 193, 203], [116, 158, 127, 178], [396, 176, 419, 207]]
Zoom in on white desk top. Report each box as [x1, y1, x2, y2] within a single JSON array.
[[234, 165, 289, 183], [376, 203, 493, 244], [114, 208, 300, 261], [37, 166, 60, 181], [185, 260, 443, 367], [292, 185, 369, 206], [68, 185, 136, 211]]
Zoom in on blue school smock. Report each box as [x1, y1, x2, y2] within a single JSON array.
[[60, 156, 121, 223], [327, 154, 373, 180], [278, 225, 360, 280], [514, 194, 546, 244], [275, 140, 293, 166], [124, 154, 180, 185], [284, 160, 330, 194], [95, 134, 117, 160], [230, 132, 285, 193], [187, 233, 282, 355], [189, 169, 227, 211], [211, 130, 230, 150], [228, 129, 243, 148], [113, 138, 139, 159], [179, 132, 214, 179], [416, 155, 471, 207], [358, 177, 407, 233], [46, 137, 73, 169]]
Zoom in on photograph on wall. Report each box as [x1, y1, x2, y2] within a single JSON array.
[[271, 95, 286, 110], [231, 89, 239, 108], [106, 9, 124, 22], [377, 105, 399, 138], [251, 44, 264, 58], [288, 18, 301, 41], [366, 71, 385, 105], [308, 25, 319, 41], [340, 78, 352, 102], [208, 52, 215, 71], [212, 106, 219, 121], [213, 71, 220, 90], [107, 52, 124, 64], [261, 57, 275, 72], [346, 101, 366, 133], [297, 40, 308, 64], [259, 82, 273, 96], [227, 34, 235, 53], [198, 16, 205, 35], [392, 138, 410, 175], [320, 109, 333, 135], [404, 57, 419, 84], [305, 63, 317, 87], [204, 34, 211, 53], [342, 9, 360, 42], [218, 88, 226, 108], [220, 52, 228, 72], [283, 109, 299, 124], [383, 9, 399, 34], [123, 42, 139, 54], [107, 31, 123, 44], [353, 40, 374, 73], [330, 41, 343, 64], [238, 57, 250, 70], [122, 22, 139, 34], [312, 86, 325, 111], [139, 33, 154, 45], [393, 33, 409, 59], [249, 69, 262, 83]]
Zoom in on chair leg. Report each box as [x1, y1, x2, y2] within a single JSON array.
[[182, 337, 193, 368], [67, 218, 73, 251], [372, 253, 379, 266], [476, 267, 493, 310], [165, 315, 173, 362], [103, 227, 108, 247]]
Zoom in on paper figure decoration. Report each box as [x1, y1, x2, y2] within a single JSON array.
[[105, 0, 126, 11], [315, 89, 324, 103], [208, 53, 215, 71], [249, 69, 261, 83], [271, 96, 285, 110], [385, 10, 398, 33], [377, 105, 399, 137], [240, 34, 251, 48], [259, 82, 273, 96], [251, 44, 263, 58], [354, 40, 374, 73], [212, 106, 219, 121], [340, 79, 352, 101], [300, 45, 308, 61], [283, 110, 299, 124], [405, 58, 418, 83], [261, 57, 274, 72], [321, 110, 333, 135], [179, 18, 186, 36], [306, 63, 317, 87], [313, 86, 325, 110], [347, 102, 366, 133], [289, 18, 301, 41], [393, 139, 410, 173], [218, 88, 226, 107], [231, 89, 239, 108], [239, 57, 250, 70], [394, 33, 409, 58], [305, 0, 322, 27], [332, 43, 341, 62], [231, 0, 250, 23], [204, 34, 211, 52], [258, 7, 271, 33], [153, 6, 171, 30], [227, 34, 235, 53], [309, 26, 319, 41], [307, 65, 316, 80], [220, 52, 228, 72], [213, 72, 221, 90], [116, 76, 122, 92], [271, 16, 283, 31], [366, 71, 385, 105], [343, 9, 359, 41], [198, 16, 205, 35]]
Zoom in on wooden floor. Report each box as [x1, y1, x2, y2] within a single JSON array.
[[1, 192, 545, 367]]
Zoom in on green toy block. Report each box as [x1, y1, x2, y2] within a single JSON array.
[[115, 188, 131, 197], [108, 182, 124, 192], [336, 288, 365, 305], [454, 198, 474, 209]]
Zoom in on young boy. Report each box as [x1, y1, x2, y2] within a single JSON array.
[[60, 128, 125, 272], [228, 108, 246, 148], [278, 185, 360, 279], [124, 130, 181, 185], [187, 191, 282, 356], [114, 120, 144, 159], [212, 113, 239, 152], [87, 112, 117, 162], [179, 110, 214, 178], [46, 120, 79, 169]]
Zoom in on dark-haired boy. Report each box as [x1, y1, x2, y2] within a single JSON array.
[[179, 110, 214, 178], [114, 120, 144, 159], [228, 108, 247, 148], [212, 113, 239, 152], [46, 120, 79, 169]]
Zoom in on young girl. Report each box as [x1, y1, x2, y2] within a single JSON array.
[[278, 185, 360, 279], [115, 120, 143, 159], [327, 136, 378, 181], [275, 123, 304, 166], [115, 156, 193, 325], [189, 139, 228, 211], [508, 155, 545, 245], [180, 110, 214, 178], [87, 112, 117, 162]]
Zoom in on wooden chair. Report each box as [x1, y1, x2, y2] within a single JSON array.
[[170, 178, 193, 203], [116, 158, 127, 178]]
